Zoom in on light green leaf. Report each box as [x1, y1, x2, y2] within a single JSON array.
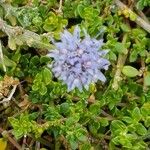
[[76, 4, 85, 18], [122, 116, 133, 124], [42, 68, 52, 85], [8, 36, 16, 50], [135, 123, 147, 135], [40, 83, 47, 95], [100, 118, 109, 127], [129, 12, 137, 21], [120, 23, 130, 32], [122, 66, 139, 77], [32, 82, 39, 91], [111, 120, 127, 135], [132, 107, 141, 122], [144, 73, 150, 86], [114, 42, 127, 54]]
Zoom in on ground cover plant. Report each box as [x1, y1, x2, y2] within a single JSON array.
[[0, 0, 150, 149]]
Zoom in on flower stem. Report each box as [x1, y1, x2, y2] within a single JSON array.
[[0, 85, 17, 104]]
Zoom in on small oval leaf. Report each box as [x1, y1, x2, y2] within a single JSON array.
[[144, 72, 150, 86], [40, 83, 47, 95], [122, 66, 139, 77], [42, 68, 52, 85]]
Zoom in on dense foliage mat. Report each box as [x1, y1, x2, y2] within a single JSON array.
[[0, 0, 150, 149]]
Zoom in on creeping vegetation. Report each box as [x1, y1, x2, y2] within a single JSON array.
[[0, 0, 150, 149]]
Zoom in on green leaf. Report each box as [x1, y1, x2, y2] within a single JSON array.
[[135, 123, 147, 135], [129, 12, 137, 21], [136, 0, 150, 10], [66, 115, 80, 126], [144, 73, 150, 86], [144, 116, 150, 127], [132, 107, 141, 122], [132, 28, 147, 38], [111, 120, 126, 130], [40, 83, 47, 95], [122, 116, 133, 124], [8, 36, 16, 50], [76, 4, 85, 18], [9, 114, 33, 139], [89, 104, 100, 115], [40, 56, 51, 64], [32, 82, 39, 91], [80, 143, 92, 150], [114, 42, 127, 54], [3, 56, 16, 69], [78, 135, 87, 142], [109, 51, 117, 61], [111, 120, 127, 135], [122, 66, 139, 77], [89, 121, 100, 134], [34, 73, 42, 82], [129, 50, 138, 62], [70, 140, 78, 150], [100, 118, 109, 127], [120, 23, 130, 32], [112, 136, 132, 148], [30, 56, 40, 65], [60, 103, 70, 115], [141, 102, 150, 116], [32, 16, 43, 26], [12, 50, 21, 63], [42, 68, 52, 85]]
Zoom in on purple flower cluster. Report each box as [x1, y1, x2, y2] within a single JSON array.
[[47, 26, 110, 92]]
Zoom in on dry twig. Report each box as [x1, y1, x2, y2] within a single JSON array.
[[0, 18, 52, 50], [0, 127, 22, 150], [115, 0, 150, 33], [0, 85, 17, 104]]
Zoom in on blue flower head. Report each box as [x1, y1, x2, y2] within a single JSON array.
[[47, 26, 110, 92]]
